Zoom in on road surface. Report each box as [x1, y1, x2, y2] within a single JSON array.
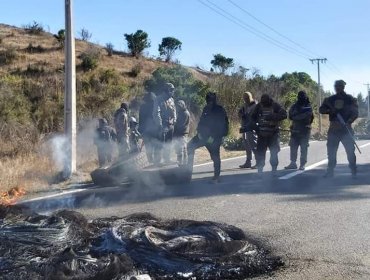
[[22, 140, 370, 279]]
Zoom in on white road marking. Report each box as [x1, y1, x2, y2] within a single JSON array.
[[18, 188, 87, 204], [279, 141, 370, 180], [194, 141, 318, 167]]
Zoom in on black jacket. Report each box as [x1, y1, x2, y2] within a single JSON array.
[[174, 108, 190, 136], [251, 102, 287, 134], [319, 92, 358, 124], [289, 101, 314, 132], [238, 101, 257, 132], [197, 104, 229, 139]]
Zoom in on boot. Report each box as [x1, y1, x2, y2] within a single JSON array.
[[210, 176, 220, 184], [239, 161, 252, 169], [323, 169, 334, 178], [299, 165, 305, 171], [284, 162, 298, 170], [351, 167, 357, 179]]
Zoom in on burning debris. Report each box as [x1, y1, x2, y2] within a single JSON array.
[[0, 205, 282, 279], [0, 187, 26, 206]]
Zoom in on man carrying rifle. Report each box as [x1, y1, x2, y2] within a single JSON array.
[[319, 80, 359, 178], [285, 91, 314, 171]]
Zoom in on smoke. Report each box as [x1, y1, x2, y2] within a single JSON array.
[[50, 134, 68, 169]]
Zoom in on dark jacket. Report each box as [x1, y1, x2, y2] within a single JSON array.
[[197, 104, 229, 139], [251, 101, 287, 136], [174, 107, 190, 137], [289, 101, 314, 133], [238, 101, 257, 132], [138, 93, 156, 136], [319, 92, 358, 125]]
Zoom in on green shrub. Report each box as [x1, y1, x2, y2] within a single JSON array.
[[223, 136, 244, 151], [24, 21, 44, 35], [99, 68, 119, 84], [128, 64, 143, 77], [79, 48, 100, 72]]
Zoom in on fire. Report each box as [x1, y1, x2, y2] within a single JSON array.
[[0, 187, 26, 206]]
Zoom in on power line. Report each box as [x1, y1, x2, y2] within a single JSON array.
[[226, 0, 320, 58], [197, 0, 311, 59]]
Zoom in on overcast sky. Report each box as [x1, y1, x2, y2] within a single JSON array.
[[1, 0, 369, 96]]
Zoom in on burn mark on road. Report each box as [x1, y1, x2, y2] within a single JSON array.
[[0, 205, 282, 279]]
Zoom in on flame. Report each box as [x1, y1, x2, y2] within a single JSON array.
[[0, 187, 26, 206]]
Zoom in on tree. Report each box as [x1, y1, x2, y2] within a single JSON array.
[[211, 54, 234, 73], [124, 30, 150, 58], [53, 29, 65, 48], [79, 28, 92, 41], [158, 37, 182, 62], [144, 66, 209, 115]]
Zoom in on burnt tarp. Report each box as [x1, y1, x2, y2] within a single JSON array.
[[0, 205, 282, 279]]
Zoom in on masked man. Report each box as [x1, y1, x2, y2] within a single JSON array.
[[251, 94, 287, 175], [285, 91, 314, 170], [319, 80, 358, 178], [187, 92, 229, 183]]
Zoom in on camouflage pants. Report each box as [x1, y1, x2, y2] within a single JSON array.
[[174, 135, 188, 165], [97, 144, 113, 167]]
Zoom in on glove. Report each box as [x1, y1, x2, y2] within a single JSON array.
[[206, 136, 214, 145]]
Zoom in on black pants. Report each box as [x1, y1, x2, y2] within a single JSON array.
[[327, 129, 356, 170], [256, 133, 280, 169], [289, 130, 310, 166], [187, 136, 222, 178]]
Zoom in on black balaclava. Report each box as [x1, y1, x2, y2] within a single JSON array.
[[260, 94, 272, 107], [297, 91, 309, 106], [206, 91, 217, 107]]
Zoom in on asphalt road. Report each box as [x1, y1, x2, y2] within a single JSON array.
[[22, 140, 370, 279]]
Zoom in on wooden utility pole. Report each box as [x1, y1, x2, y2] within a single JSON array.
[[310, 58, 327, 134], [64, 0, 76, 178]]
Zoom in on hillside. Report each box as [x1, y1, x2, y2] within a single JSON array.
[[0, 23, 208, 84]]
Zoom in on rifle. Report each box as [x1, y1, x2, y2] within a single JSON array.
[[323, 101, 361, 154], [335, 113, 361, 154]]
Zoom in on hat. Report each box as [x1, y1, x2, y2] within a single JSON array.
[[334, 80, 346, 87]]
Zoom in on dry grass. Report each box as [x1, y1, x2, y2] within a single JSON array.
[[0, 153, 57, 195]]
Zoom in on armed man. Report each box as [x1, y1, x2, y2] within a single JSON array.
[[285, 91, 314, 170], [238, 91, 257, 169], [174, 100, 190, 166], [113, 102, 130, 160], [153, 82, 177, 165], [94, 118, 117, 167], [251, 94, 287, 175], [187, 92, 229, 183], [319, 80, 359, 178]]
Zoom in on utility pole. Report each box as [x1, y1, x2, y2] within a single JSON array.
[[64, 0, 76, 178], [310, 58, 327, 134], [364, 83, 370, 119]]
